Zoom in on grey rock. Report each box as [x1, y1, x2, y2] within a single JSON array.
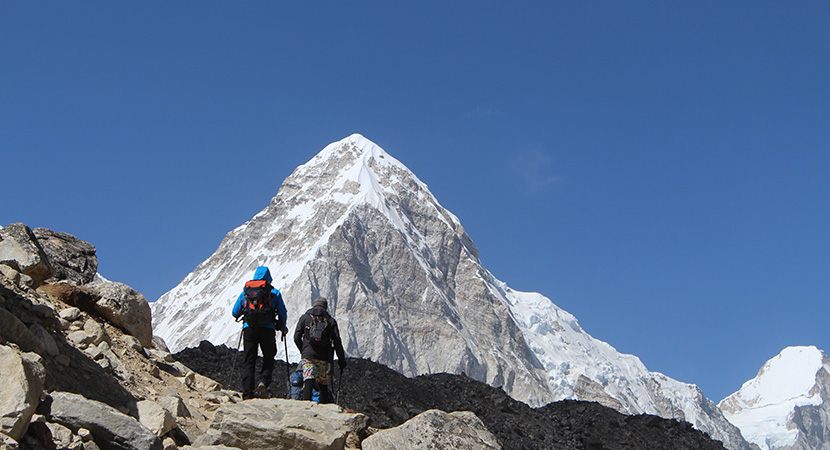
[[182, 442, 240, 450], [54, 355, 71, 367], [60, 307, 82, 321], [46, 421, 74, 448], [147, 349, 174, 363], [28, 323, 59, 356], [193, 373, 221, 392], [136, 401, 176, 438], [78, 427, 93, 442], [0, 307, 45, 355], [96, 357, 111, 370], [207, 399, 368, 450], [17, 274, 34, 289], [28, 303, 54, 319], [157, 396, 190, 419], [151, 336, 170, 354], [362, 410, 501, 450], [83, 319, 107, 345], [102, 349, 132, 382], [46, 392, 162, 450], [0, 224, 54, 287], [0, 433, 19, 450], [0, 345, 46, 441], [0, 265, 20, 285], [68, 331, 96, 347], [32, 228, 98, 285], [121, 335, 143, 354], [84, 345, 104, 360], [81, 282, 153, 347]]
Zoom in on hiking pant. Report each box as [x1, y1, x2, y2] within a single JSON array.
[[300, 358, 332, 403], [241, 326, 277, 398], [302, 379, 332, 403]]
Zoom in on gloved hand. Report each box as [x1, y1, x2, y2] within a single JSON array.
[[338, 359, 347, 370]]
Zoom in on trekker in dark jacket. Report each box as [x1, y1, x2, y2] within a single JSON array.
[[293, 297, 346, 403], [232, 266, 288, 400]]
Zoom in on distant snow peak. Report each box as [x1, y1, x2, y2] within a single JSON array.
[[720, 346, 830, 450]]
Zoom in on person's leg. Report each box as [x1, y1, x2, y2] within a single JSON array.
[[318, 383, 331, 403], [300, 359, 315, 400], [258, 328, 277, 387], [240, 327, 257, 399], [301, 379, 315, 400]]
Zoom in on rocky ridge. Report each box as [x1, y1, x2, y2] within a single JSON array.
[[176, 343, 731, 450], [0, 222, 732, 450]]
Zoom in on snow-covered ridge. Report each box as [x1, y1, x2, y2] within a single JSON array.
[[719, 346, 830, 450]]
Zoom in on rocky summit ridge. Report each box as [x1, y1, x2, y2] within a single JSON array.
[[0, 221, 732, 450], [151, 134, 750, 449]]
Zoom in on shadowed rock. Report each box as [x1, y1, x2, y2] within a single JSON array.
[[33, 228, 98, 285]]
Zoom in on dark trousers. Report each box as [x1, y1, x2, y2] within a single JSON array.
[[302, 379, 332, 403], [241, 326, 276, 398]]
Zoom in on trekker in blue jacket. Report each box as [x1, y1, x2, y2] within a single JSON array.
[[232, 266, 288, 400]]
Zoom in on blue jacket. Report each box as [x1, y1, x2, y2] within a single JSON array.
[[232, 266, 288, 332]]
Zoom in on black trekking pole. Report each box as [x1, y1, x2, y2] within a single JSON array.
[[336, 364, 344, 405], [282, 332, 290, 399]]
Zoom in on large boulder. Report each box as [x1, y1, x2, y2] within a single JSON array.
[[0, 307, 45, 355], [205, 399, 368, 450], [136, 400, 176, 438], [32, 228, 97, 285], [0, 345, 46, 441], [362, 410, 502, 450], [0, 224, 54, 287], [81, 282, 153, 347], [44, 391, 162, 450]]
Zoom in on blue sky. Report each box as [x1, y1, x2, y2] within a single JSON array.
[[2, 2, 828, 403]]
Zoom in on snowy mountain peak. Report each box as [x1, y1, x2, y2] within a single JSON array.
[[719, 346, 830, 450], [152, 135, 751, 450]]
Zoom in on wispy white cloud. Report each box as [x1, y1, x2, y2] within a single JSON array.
[[509, 149, 563, 194]]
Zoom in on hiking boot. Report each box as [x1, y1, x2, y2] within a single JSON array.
[[256, 382, 268, 398]]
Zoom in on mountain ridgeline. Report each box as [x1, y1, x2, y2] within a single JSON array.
[[153, 134, 753, 448]]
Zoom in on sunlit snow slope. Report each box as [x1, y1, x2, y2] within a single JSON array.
[[720, 346, 830, 450]]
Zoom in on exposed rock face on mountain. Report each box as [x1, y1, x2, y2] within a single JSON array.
[[151, 134, 751, 449], [720, 346, 830, 450]]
